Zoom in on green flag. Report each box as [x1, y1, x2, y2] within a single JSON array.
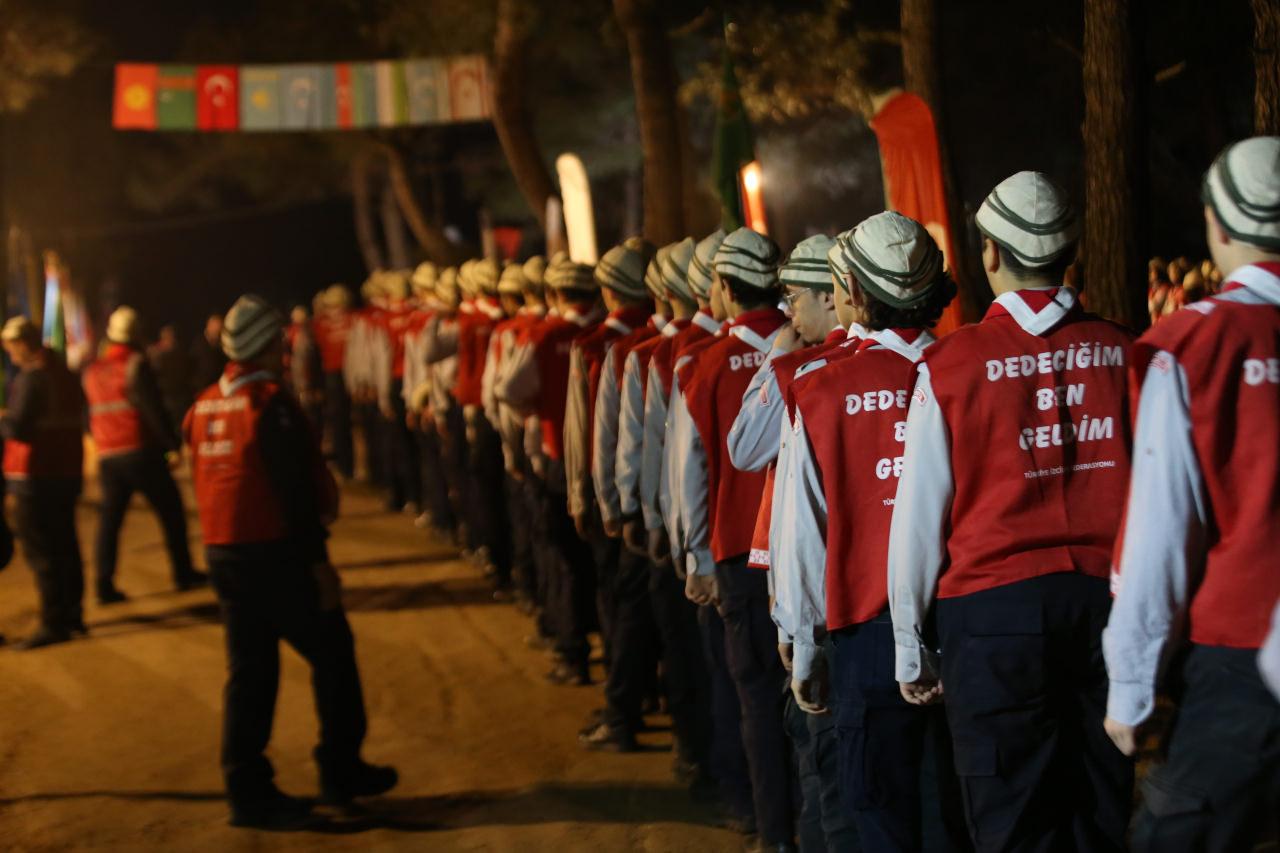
[[156, 65, 197, 129], [711, 35, 754, 232]]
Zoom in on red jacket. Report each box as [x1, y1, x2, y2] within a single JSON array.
[[312, 312, 353, 374]]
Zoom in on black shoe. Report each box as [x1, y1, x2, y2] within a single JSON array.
[[545, 662, 591, 687], [97, 587, 128, 605], [578, 707, 607, 736], [175, 571, 209, 592], [17, 629, 71, 650], [70, 621, 89, 637], [579, 722, 638, 753], [228, 790, 315, 831], [720, 812, 757, 836], [319, 761, 399, 805]]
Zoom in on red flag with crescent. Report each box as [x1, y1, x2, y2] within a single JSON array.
[[334, 63, 353, 128], [196, 65, 239, 130]]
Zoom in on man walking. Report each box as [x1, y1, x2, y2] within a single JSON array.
[[84, 306, 205, 603]]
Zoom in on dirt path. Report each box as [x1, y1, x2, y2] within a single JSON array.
[[0, 476, 741, 852]]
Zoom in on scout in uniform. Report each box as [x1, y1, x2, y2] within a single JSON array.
[[1103, 137, 1280, 852], [726, 234, 861, 853], [496, 257, 605, 685], [775, 214, 967, 852], [670, 227, 795, 850], [889, 172, 1135, 852], [312, 284, 356, 480]]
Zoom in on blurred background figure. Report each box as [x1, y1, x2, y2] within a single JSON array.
[[191, 313, 228, 395], [148, 324, 191, 437], [285, 303, 324, 434]]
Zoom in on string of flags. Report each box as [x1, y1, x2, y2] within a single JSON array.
[[112, 56, 492, 132]]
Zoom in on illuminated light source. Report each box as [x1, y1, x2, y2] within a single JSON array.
[[739, 160, 768, 235]]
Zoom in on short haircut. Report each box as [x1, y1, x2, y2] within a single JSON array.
[[860, 273, 958, 332], [997, 243, 1076, 286], [724, 275, 780, 310]]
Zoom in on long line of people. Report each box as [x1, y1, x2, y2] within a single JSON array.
[[0, 136, 1275, 845], [306, 139, 1279, 853]]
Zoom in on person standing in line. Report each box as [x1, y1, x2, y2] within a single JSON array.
[[495, 256, 605, 686], [285, 303, 324, 436], [889, 172, 1135, 852], [776, 215, 968, 852], [313, 284, 356, 481], [84, 306, 206, 604], [656, 229, 757, 835], [186, 295, 395, 830], [670, 227, 796, 851], [1103, 137, 1280, 852], [727, 233, 863, 853], [0, 317, 86, 649]]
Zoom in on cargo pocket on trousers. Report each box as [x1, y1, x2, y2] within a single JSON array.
[[1140, 772, 1210, 819], [837, 706, 875, 811], [958, 603, 1045, 714], [950, 736, 998, 842]]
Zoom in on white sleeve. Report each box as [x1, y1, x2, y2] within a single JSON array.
[[1261, 600, 1280, 702], [773, 410, 831, 682], [888, 365, 953, 684], [481, 332, 503, 427], [726, 359, 785, 472], [1103, 352, 1207, 726], [615, 352, 647, 518], [592, 350, 623, 523], [640, 362, 669, 531], [496, 341, 539, 411], [662, 375, 693, 565], [563, 347, 591, 520], [676, 378, 715, 578]]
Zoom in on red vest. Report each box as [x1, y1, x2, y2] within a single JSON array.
[[1127, 265, 1280, 648], [610, 318, 662, 386], [680, 307, 788, 563], [184, 366, 289, 545], [792, 332, 928, 627], [313, 312, 353, 373], [3, 348, 84, 481], [83, 344, 147, 456], [660, 314, 720, 394], [530, 315, 590, 460], [382, 303, 417, 380], [631, 326, 676, 398], [454, 300, 503, 406], [571, 305, 653, 468], [746, 328, 853, 569], [925, 291, 1134, 599]]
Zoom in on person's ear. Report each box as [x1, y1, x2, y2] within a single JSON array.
[[983, 237, 1000, 274], [1205, 205, 1230, 247]]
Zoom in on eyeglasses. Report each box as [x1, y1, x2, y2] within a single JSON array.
[[781, 289, 809, 307]]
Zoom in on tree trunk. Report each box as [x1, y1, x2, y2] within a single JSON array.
[[351, 151, 386, 273], [1255, 0, 1280, 134], [378, 141, 462, 265], [492, 0, 556, 230], [380, 174, 412, 269], [1083, 0, 1148, 327], [900, 0, 979, 321], [614, 0, 685, 244]]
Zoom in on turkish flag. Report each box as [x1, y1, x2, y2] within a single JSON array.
[[113, 64, 158, 130], [196, 65, 239, 130], [869, 92, 963, 335]]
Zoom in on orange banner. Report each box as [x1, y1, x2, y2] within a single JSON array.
[[869, 91, 963, 335]]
